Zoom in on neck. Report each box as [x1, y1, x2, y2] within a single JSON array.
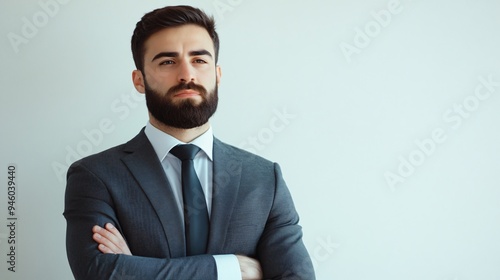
[[149, 115, 210, 143]]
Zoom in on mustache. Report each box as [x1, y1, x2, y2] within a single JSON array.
[[167, 81, 208, 97]]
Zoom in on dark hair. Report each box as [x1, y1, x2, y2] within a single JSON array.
[[131, 5, 219, 71]]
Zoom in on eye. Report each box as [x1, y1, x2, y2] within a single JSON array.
[[194, 59, 207, 64], [159, 60, 174, 65]]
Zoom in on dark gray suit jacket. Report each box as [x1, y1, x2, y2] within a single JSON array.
[[64, 129, 314, 279]]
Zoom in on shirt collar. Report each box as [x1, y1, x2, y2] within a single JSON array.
[[144, 121, 214, 162]]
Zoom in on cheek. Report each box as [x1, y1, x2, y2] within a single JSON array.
[[146, 73, 175, 90], [199, 70, 218, 86]]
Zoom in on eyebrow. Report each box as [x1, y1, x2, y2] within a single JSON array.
[[151, 49, 213, 62]]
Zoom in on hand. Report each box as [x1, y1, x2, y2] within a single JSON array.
[[236, 255, 263, 280], [92, 223, 132, 255]]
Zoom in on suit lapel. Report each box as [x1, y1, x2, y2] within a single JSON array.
[[207, 138, 242, 253], [121, 129, 186, 257]]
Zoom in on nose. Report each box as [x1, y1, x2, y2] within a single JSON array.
[[177, 61, 195, 83]]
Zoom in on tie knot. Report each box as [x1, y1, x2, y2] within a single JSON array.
[[170, 144, 200, 161]]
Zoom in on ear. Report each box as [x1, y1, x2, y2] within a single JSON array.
[[132, 70, 145, 93], [216, 65, 222, 86]]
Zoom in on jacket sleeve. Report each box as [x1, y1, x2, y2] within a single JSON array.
[[257, 163, 316, 279], [63, 162, 217, 280]]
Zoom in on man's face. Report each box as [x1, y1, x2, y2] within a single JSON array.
[[133, 24, 221, 129]]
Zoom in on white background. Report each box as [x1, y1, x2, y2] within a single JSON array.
[[1, 0, 500, 279]]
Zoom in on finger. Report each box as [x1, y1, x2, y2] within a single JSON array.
[[95, 225, 121, 246], [104, 223, 127, 247], [105, 223, 120, 235], [97, 243, 115, 254], [92, 232, 122, 254], [105, 223, 131, 255], [92, 226, 123, 253]]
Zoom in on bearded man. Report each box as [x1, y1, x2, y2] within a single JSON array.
[[64, 5, 314, 280]]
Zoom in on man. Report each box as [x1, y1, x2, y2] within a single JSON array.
[[64, 5, 314, 280]]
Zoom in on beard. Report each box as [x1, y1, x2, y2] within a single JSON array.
[[144, 79, 218, 129]]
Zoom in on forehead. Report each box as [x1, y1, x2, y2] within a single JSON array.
[[143, 24, 214, 59]]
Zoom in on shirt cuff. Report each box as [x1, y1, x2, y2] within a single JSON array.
[[213, 254, 241, 280]]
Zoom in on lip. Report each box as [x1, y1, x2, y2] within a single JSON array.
[[173, 89, 200, 98]]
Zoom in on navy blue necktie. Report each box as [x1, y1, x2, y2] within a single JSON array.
[[170, 144, 209, 255]]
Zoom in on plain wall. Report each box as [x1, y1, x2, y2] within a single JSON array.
[[1, 0, 499, 279]]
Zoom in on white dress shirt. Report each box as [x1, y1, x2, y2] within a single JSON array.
[[144, 122, 240, 279]]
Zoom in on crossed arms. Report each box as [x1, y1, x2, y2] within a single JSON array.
[[92, 223, 262, 279], [64, 152, 315, 279]]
